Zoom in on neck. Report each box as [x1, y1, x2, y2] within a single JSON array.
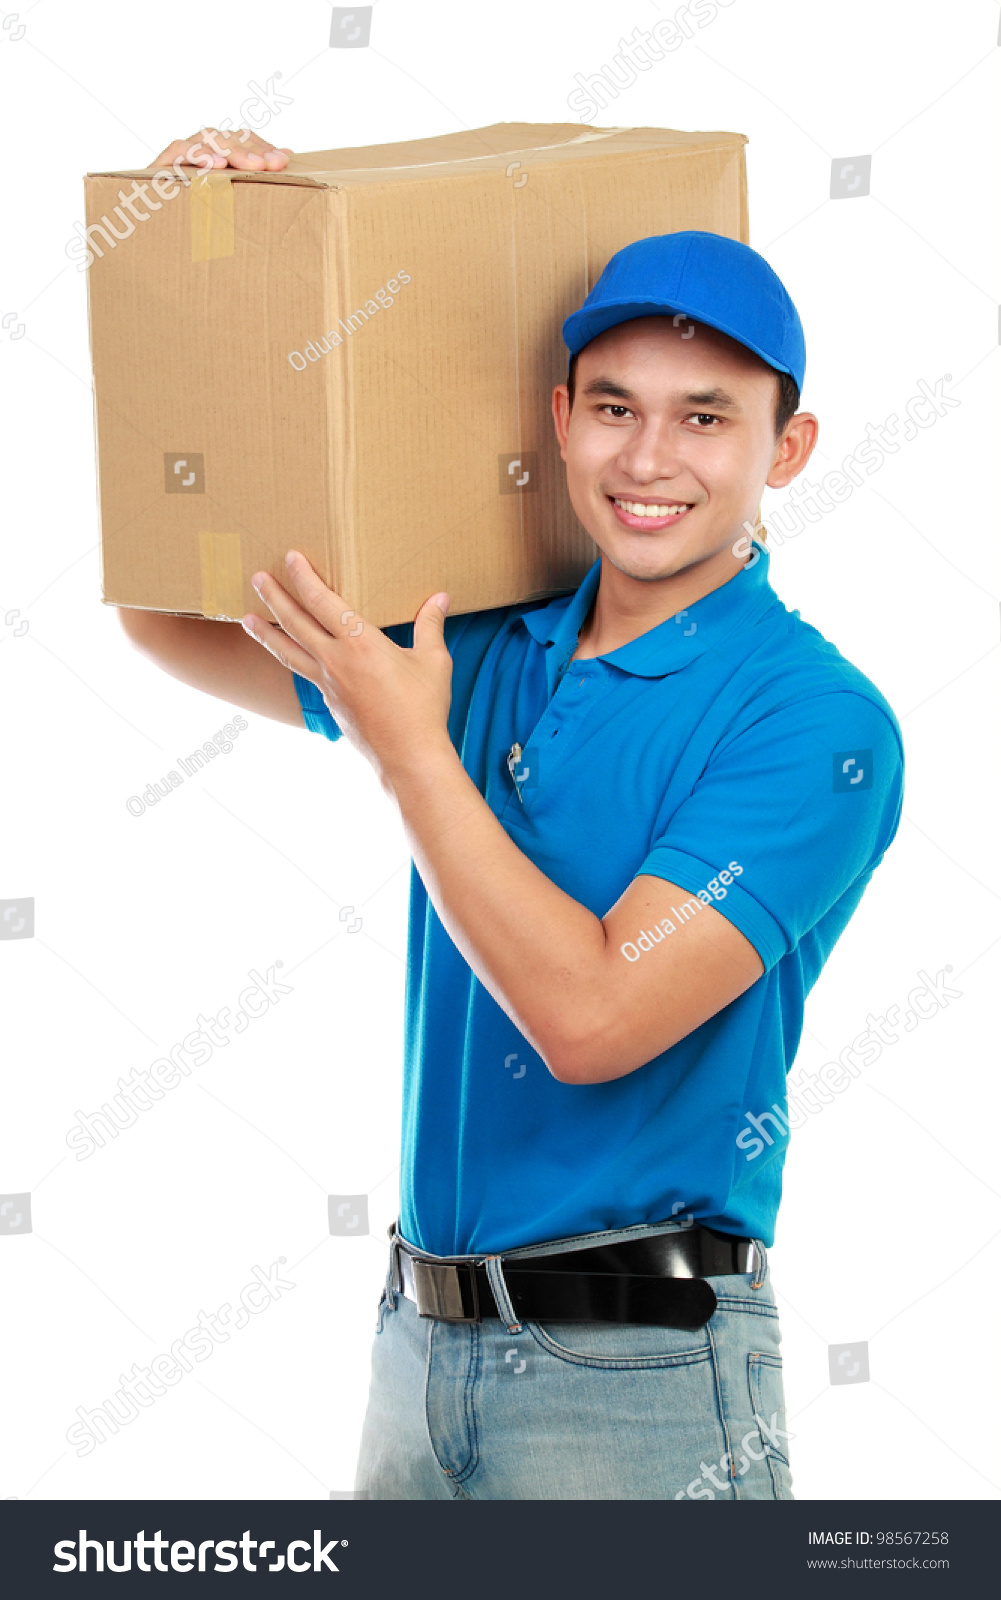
[[573, 544, 752, 661]]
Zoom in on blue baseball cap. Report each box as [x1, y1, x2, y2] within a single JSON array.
[[562, 231, 805, 394]]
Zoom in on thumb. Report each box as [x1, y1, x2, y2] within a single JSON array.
[[413, 591, 450, 647]]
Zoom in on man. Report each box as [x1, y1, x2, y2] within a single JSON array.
[[123, 130, 903, 1500]]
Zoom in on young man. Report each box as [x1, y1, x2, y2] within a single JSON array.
[[123, 132, 903, 1501]]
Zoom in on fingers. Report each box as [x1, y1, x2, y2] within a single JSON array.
[[280, 552, 371, 645], [240, 612, 319, 682], [247, 556, 364, 670], [150, 138, 207, 169], [199, 128, 291, 171], [150, 130, 293, 171], [150, 134, 229, 170]]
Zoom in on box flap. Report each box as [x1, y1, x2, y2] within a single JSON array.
[[87, 166, 325, 187], [287, 122, 748, 187], [89, 121, 748, 190]]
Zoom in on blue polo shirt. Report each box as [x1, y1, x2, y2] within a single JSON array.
[[293, 543, 903, 1255]]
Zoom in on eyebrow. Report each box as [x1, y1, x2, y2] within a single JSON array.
[[581, 377, 742, 411]]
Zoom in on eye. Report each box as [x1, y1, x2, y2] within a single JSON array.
[[688, 413, 721, 427], [599, 404, 633, 419]]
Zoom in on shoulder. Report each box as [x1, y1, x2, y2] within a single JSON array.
[[441, 590, 573, 661], [737, 599, 903, 760]]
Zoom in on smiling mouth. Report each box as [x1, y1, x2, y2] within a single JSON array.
[[608, 495, 694, 527]]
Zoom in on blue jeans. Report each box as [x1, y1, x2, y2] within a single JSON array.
[[353, 1219, 794, 1500]]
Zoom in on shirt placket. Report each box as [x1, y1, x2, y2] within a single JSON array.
[[504, 653, 614, 812]]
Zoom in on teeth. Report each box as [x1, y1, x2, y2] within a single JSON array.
[[613, 499, 689, 517]]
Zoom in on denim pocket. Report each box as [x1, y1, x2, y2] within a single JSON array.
[[525, 1316, 712, 1370], [747, 1352, 794, 1498]]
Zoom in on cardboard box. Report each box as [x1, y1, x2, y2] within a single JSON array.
[[84, 122, 749, 627]]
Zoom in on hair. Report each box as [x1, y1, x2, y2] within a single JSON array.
[[565, 349, 800, 439]]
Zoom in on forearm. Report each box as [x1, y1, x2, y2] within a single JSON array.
[[385, 736, 607, 1078]]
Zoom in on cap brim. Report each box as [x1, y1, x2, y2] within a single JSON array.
[[562, 300, 794, 383]]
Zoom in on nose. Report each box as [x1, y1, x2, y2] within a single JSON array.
[[613, 417, 687, 488]]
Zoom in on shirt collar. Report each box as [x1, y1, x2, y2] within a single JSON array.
[[517, 539, 778, 681]]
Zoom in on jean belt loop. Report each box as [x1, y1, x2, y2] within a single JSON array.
[[750, 1237, 768, 1290], [483, 1256, 522, 1333], [387, 1223, 401, 1306]]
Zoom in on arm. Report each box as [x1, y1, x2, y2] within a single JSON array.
[[237, 554, 902, 1086], [392, 688, 902, 1082], [384, 740, 763, 1083], [117, 609, 305, 726], [235, 552, 765, 1081]]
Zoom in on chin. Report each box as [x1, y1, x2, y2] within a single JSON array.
[[598, 530, 695, 582], [599, 549, 681, 582]]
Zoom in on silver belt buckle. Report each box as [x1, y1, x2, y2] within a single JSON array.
[[410, 1256, 481, 1322]]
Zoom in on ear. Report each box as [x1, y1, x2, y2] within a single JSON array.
[[766, 412, 818, 489], [552, 383, 571, 460]]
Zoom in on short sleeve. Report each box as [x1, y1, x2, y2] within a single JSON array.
[[292, 669, 339, 740], [635, 691, 904, 971]]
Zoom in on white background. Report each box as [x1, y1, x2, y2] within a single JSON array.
[[1, 0, 998, 1503]]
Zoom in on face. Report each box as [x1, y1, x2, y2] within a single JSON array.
[[552, 316, 816, 586]]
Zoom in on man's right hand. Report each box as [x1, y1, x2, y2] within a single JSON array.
[[152, 128, 293, 172]]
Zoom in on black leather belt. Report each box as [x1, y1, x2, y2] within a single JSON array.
[[391, 1223, 758, 1331]]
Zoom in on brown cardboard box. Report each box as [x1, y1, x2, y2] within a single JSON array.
[[84, 122, 749, 628]]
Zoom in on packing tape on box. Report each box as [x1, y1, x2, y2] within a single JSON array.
[[198, 532, 244, 618], [341, 128, 632, 175], [190, 172, 235, 261]]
